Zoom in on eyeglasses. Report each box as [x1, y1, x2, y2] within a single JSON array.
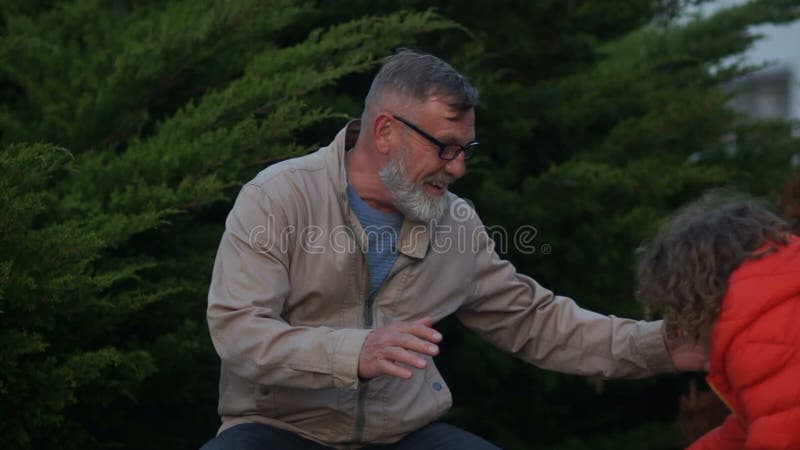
[[393, 115, 479, 161]]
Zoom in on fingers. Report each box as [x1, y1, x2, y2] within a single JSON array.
[[400, 317, 442, 343], [357, 318, 442, 381], [373, 346, 428, 379], [392, 332, 439, 357], [377, 358, 412, 379], [417, 317, 435, 328], [390, 319, 441, 355], [383, 345, 427, 369]]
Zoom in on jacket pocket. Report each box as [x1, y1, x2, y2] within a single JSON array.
[[364, 358, 452, 443], [424, 361, 453, 415], [253, 384, 349, 442]]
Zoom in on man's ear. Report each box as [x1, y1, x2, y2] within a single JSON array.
[[373, 114, 394, 156]]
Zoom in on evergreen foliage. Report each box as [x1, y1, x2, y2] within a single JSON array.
[[0, 1, 458, 448], [0, 142, 156, 449], [1, 0, 798, 448]]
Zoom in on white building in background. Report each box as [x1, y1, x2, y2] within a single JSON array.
[[726, 22, 800, 123], [697, 0, 800, 122]]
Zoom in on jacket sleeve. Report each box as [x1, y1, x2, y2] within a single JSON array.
[[456, 223, 675, 378], [687, 415, 746, 450], [207, 184, 370, 390]]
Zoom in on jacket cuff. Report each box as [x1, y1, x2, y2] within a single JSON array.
[[331, 328, 372, 389], [639, 320, 676, 373]]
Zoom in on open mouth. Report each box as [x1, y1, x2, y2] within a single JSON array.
[[425, 181, 447, 195]]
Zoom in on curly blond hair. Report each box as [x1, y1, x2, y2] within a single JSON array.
[[636, 193, 790, 339]]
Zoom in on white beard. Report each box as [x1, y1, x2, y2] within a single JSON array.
[[378, 147, 452, 223]]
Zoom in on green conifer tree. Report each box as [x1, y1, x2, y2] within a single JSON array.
[[3, 0, 799, 448], [0, 1, 459, 448]]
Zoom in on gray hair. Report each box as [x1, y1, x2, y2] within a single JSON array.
[[364, 49, 479, 114]]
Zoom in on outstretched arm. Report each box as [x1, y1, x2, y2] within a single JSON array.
[[456, 218, 675, 378]]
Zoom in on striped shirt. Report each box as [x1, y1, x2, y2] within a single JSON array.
[[347, 185, 403, 298]]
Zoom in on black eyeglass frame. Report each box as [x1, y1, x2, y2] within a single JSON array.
[[392, 115, 479, 161]]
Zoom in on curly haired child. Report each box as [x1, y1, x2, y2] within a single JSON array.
[[636, 194, 800, 449]]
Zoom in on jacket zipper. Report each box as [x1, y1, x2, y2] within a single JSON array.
[[706, 378, 740, 418], [352, 238, 408, 443], [353, 286, 380, 444]]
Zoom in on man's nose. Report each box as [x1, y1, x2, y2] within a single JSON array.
[[443, 152, 466, 179]]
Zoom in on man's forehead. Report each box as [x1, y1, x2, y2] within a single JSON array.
[[423, 96, 474, 123]]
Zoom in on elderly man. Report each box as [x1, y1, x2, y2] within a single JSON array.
[[202, 49, 703, 450]]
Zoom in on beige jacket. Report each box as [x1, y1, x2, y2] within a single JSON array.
[[207, 121, 674, 448]]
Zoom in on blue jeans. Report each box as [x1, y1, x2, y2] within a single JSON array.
[[200, 421, 502, 450]]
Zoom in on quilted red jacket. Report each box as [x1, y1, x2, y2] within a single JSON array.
[[688, 235, 800, 450]]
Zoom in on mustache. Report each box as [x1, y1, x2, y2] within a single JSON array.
[[423, 173, 455, 187]]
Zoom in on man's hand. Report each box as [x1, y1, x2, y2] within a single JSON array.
[[357, 317, 442, 381], [664, 326, 711, 372]]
